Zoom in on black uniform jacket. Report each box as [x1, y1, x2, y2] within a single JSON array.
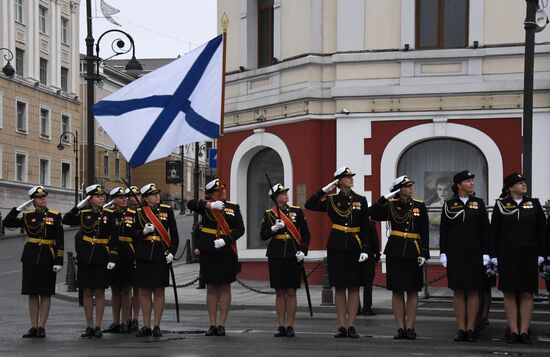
[[369, 197, 430, 260], [260, 205, 311, 258], [187, 199, 245, 255], [63, 206, 118, 265], [135, 204, 179, 261], [439, 196, 490, 255], [113, 208, 139, 262], [305, 189, 369, 253], [490, 195, 546, 256], [3, 207, 64, 266]]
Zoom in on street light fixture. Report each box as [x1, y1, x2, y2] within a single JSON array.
[[57, 130, 79, 206], [85, 0, 143, 186], [0, 48, 15, 78]]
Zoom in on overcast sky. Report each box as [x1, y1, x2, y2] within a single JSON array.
[[79, 0, 217, 59]]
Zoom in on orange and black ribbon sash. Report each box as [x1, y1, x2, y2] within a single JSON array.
[[270, 207, 302, 246], [212, 208, 238, 256], [142, 206, 171, 248]]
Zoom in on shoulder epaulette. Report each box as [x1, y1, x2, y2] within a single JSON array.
[[126, 208, 136, 214], [496, 198, 504, 201], [23, 210, 33, 214], [388, 198, 399, 202], [290, 205, 301, 209], [136, 207, 142, 211], [225, 201, 237, 205], [48, 209, 60, 215], [265, 209, 273, 213], [103, 208, 114, 213], [413, 199, 424, 203], [160, 204, 171, 208], [328, 193, 337, 197], [81, 209, 92, 212]]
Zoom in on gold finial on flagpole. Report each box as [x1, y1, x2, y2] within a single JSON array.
[[221, 12, 229, 32]]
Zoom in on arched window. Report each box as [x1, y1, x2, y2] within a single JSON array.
[[247, 148, 284, 249], [397, 139, 488, 249]]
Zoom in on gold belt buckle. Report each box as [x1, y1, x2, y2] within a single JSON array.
[[343, 226, 348, 233], [403, 232, 408, 238]]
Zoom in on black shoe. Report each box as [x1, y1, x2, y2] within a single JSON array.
[[36, 327, 46, 338], [136, 326, 152, 337], [103, 323, 120, 333], [216, 325, 226, 336], [94, 327, 103, 338], [205, 325, 218, 336], [507, 332, 519, 344], [453, 329, 466, 342], [406, 328, 417, 340], [347, 326, 359, 338], [274, 326, 286, 337], [466, 329, 477, 342], [519, 333, 532, 345], [22, 327, 38, 338], [152, 326, 162, 337], [118, 323, 128, 333], [394, 328, 406, 340], [334, 326, 347, 338], [81, 327, 94, 338], [286, 326, 295, 337]]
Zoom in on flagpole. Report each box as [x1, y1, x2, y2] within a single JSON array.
[[216, 14, 229, 238]]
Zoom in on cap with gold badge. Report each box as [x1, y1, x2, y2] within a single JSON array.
[[333, 167, 356, 180], [140, 183, 160, 197], [268, 183, 289, 198], [85, 184, 105, 197], [28, 185, 48, 199]]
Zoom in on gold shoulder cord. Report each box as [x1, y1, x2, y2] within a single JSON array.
[[328, 196, 352, 218], [443, 202, 465, 222], [388, 201, 411, 224], [495, 200, 520, 221], [80, 211, 100, 235], [23, 212, 45, 236]]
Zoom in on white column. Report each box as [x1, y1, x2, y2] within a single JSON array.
[[51, 0, 61, 88], [26, 0, 39, 81], [336, 0, 365, 52], [400, 0, 415, 49]]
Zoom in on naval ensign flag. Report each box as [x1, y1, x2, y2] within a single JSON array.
[[92, 35, 223, 168]]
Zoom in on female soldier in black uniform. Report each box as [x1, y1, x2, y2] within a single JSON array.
[[125, 185, 141, 332], [104, 187, 138, 333], [134, 183, 179, 338], [490, 173, 546, 344], [305, 167, 369, 339], [2, 186, 64, 338], [260, 183, 311, 337], [369, 176, 429, 340], [187, 179, 245, 337], [439, 171, 490, 342], [62, 184, 118, 338]]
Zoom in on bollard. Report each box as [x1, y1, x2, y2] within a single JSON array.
[[185, 239, 192, 264], [321, 257, 334, 306], [66, 252, 77, 292]]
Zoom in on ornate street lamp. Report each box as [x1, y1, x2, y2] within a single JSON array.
[[0, 48, 15, 77]]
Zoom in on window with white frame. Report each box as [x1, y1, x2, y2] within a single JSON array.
[[39, 58, 48, 85], [39, 158, 50, 185], [15, 0, 23, 23], [61, 17, 69, 44], [39, 6, 48, 34], [39, 107, 50, 139], [16, 100, 27, 133], [103, 152, 109, 177], [15, 48, 24, 76], [61, 161, 71, 188], [15, 152, 27, 181], [61, 114, 70, 142], [60, 67, 69, 92]]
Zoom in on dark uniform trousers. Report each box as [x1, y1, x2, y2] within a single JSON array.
[[134, 204, 179, 288], [187, 199, 244, 285], [305, 189, 370, 288], [3, 207, 64, 295], [260, 205, 311, 289]]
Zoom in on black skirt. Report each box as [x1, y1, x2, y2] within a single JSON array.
[[386, 257, 423, 292], [134, 260, 169, 288], [268, 257, 301, 289], [498, 247, 539, 293], [108, 260, 135, 287], [77, 262, 108, 289], [446, 249, 486, 290], [327, 249, 366, 288], [200, 253, 237, 285], [22, 263, 56, 295]]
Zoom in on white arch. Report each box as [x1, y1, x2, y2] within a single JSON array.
[[230, 129, 293, 254], [379, 122, 503, 261]]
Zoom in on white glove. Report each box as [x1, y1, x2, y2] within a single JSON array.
[[296, 251, 305, 262], [322, 179, 339, 193], [211, 201, 225, 210], [16, 199, 34, 211], [52, 265, 62, 273], [439, 253, 447, 268], [107, 262, 116, 270], [271, 219, 285, 232], [417, 256, 426, 266], [165, 253, 174, 264], [103, 200, 114, 208], [214, 239, 226, 249], [538, 256, 545, 266], [76, 196, 90, 209], [358, 253, 368, 262], [384, 190, 400, 200], [143, 223, 155, 235], [483, 254, 490, 266], [490, 257, 498, 267]]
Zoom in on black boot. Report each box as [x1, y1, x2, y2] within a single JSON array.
[[334, 326, 347, 338], [406, 328, 417, 340], [152, 326, 162, 337], [274, 326, 286, 337], [94, 327, 103, 338], [216, 325, 226, 336], [347, 326, 359, 338], [286, 326, 295, 337], [205, 325, 217, 336], [36, 327, 46, 338], [453, 329, 466, 342], [22, 327, 38, 338]]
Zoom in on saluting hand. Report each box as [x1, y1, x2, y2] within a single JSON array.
[[384, 190, 400, 200], [322, 179, 339, 193], [52, 265, 62, 273], [210, 201, 225, 210], [16, 199, 34, 212], [482, 254, 490, 267], [76, 195, 90, 209]]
